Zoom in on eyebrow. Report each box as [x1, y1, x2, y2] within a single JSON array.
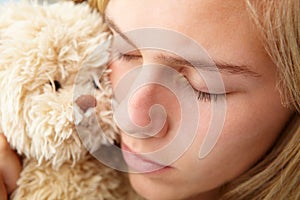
[[105, 14, 261, 78], [156, 54, 261, 77]]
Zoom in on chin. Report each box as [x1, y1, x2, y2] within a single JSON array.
[[128, 173, 220, 200], [128, 173, 190, 200]]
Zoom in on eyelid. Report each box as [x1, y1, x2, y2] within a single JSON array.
[[180, 67, 205, 90], [115, 46, 142, 57], [180, 67, 227, 95]]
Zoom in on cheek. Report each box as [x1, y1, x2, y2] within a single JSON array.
[[174, 88, 292, 189], [223, 86, 292, 142], [223, 92, 290, 160]]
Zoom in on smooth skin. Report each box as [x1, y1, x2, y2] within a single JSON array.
[[107, 0, 293, 199], [0, 134, 21, 200]]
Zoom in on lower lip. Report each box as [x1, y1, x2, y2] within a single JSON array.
[[121, 143, 172, 174]]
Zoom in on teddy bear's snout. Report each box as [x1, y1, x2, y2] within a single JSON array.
[[75, 95, 97, 113]]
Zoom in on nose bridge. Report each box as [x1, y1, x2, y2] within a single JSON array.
[[128, 66, 166, 127]]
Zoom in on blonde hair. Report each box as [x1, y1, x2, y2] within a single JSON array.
[[87, 0, 300, 199], [81, 0, 109, 14], [220, 0, 300, 199]]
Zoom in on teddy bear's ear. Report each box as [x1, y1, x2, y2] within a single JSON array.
[[82, 36, 112, 69]]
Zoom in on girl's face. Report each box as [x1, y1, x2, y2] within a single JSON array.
[[106, 0, 293, 199]]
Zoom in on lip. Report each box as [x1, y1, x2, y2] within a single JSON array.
[[121, 142, 172, 173]]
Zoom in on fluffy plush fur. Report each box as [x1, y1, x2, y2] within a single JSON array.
[[0, 1, 140, 199]]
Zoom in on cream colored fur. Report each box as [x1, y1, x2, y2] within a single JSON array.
[[0, 1, 140, 199]]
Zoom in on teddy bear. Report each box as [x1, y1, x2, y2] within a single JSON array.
[[0, 1, 141, 199]]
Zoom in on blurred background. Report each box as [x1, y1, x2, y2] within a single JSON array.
[[0, 0, 61, 4]]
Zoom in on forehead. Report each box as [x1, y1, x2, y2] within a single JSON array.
[[106, 0, 266, 71], [107, 1, 255, 45]]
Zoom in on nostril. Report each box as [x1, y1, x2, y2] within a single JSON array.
[[75, 95, 97, 113]]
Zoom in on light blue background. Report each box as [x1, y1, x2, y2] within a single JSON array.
[[0, 0, 19, 4]]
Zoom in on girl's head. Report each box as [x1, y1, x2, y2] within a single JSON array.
[[88, 0, 299, 199]]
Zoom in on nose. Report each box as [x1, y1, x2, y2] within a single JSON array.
[[75, 95, 97, 113], [126, 84, 169, 138]]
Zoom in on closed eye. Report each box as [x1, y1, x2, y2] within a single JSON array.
[[118, 52, 142, 62], [117, 51, 227, 102], [197, 91, 224, 102]]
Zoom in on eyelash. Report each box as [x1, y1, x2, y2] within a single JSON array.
[[118, 52, 141, 62], [197, 92, 220, 102], [117, 52, 223, 102]]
